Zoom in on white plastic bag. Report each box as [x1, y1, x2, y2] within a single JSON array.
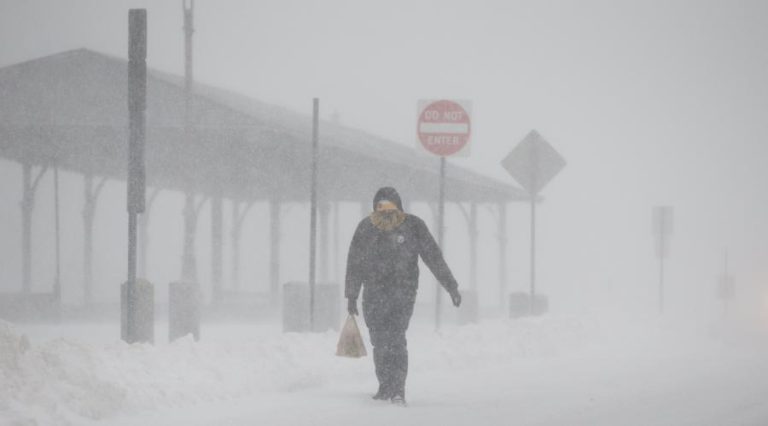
[[336, 315, 367, 358]]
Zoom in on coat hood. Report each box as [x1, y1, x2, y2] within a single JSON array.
[[372, 187, 404, 212]]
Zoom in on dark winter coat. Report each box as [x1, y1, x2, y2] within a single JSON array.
[[345, 209, 459, 330]]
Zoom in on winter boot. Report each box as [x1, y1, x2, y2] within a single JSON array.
[[390, 394, 407, 406], [372, 385, 391, 400]]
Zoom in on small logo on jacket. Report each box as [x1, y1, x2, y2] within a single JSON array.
[[397, 235, 405, 244]]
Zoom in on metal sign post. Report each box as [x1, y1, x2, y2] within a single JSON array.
[[501, 130, 565, 315], [417, 99, 472, 330], [53, 165, 61, 303], [436, 156, 446, 329], [529, 179, 536, 305], [309, 98, 319, 332], [717, 250, 735, 317], [652, 206, 674, 314]]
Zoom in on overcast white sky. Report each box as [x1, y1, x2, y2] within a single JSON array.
[[1, 0, 767, 318]]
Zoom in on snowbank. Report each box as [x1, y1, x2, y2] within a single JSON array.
[[0, 316, 597, 425]]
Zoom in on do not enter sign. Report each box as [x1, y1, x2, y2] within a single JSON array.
[[417, 99, 471, 157]]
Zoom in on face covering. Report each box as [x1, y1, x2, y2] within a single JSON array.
[[370, 209, 406, 231]]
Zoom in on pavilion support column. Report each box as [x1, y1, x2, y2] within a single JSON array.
[[139, 188, 161, 279], [53, 166, 61, 302], [231, 201, 241, 291], [211, 195, 223, 302], [21, 164, 32, 294], [497, 202, 508, 315], [230, 200, 252, 291], [181, 194, 197, 282], [82, 174, 106, 305], [20, 163, 47, 294], [269, 198, 281, 304], [469, 203, 478, 292], [452, 201, 480, 323], [428, 203, 440, 235], [426, 202, 443, 320], [181, 193, 208, 283], [319, 201, 330, 283], [332, 202, 339, 283]]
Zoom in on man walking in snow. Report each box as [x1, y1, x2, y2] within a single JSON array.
[[345, 187, 462, 405]]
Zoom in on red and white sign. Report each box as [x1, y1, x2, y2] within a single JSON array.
[[417, 99, 471, 157]]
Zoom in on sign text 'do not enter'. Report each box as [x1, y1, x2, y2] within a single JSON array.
[[417, 100, 471, 157]]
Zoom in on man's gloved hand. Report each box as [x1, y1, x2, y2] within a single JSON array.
[[449, 289, 462, 307], [347, 298, 359, 316]]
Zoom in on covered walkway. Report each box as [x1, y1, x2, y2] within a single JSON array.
[[0, 49, 527, 317]]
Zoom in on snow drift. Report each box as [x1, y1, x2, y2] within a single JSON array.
[[0, 316, 594, 424]]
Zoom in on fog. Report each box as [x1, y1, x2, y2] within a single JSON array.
[[1, 0, 767, 424]]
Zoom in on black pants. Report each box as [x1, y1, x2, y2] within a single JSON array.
[[362, 283, 416, 398], [369, 328, 408, 397]]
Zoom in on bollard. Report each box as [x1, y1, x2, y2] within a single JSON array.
[[121, 279, 154, 344], [169, 281, 201, 342], [282, 282, 341, 332]]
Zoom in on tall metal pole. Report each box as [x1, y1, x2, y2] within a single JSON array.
[[435, 156, 446, 330], [319, 202, 330, 283], [530, 192, 536, 313], [181, 0, 196, 283], [659, 227, 665, 314], [469, 202, 477, 292], [125, 8, 148, 343], [128, 216, 138, 285], [723, 249, 729, 316], [127, 9, 147, 276], [309, 98, 319, 331], [139, 188, 161, 278], [333, 202, 340, 283], [183, 0, 194, 90], [54, 166, 61, 302], [529, 139, 539, 314]]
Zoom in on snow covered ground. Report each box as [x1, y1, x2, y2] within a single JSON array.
[[2, 313, 767, 426]]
